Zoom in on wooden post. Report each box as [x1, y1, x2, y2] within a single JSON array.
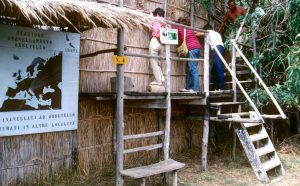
[[231, 13, 242, 160], [164, 44, 171, 160], [116, 1, 125, 186], [172, 171, 178, 186], [231, 47, 237, 102], [164, 0, 168, 17], [224, 0, 228, 13], [140, 178, 146, 186], [158, 110, 163, 158], [232, 127, 236, 160], [209, 0, 215, 29], [202, 34, 210, 171], [190, 0, 195, 27]]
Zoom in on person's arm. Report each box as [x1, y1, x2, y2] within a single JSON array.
[[196, 32, 205, 38], [218, 14, 229, 33], [241, 7, 246, 15]]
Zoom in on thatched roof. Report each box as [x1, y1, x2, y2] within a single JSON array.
[[0, 0, 152, 32]]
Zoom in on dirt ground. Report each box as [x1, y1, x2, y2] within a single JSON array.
[[51, 135, 300, 186]]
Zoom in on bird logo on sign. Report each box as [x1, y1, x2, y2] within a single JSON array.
[[66, 34, 75, 49]]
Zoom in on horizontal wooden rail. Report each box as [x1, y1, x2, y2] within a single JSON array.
[[124, 52, 165, 60], [170, 56, 203, 62], [166, 20, 208, 33], [232, 41, 286, 119], [124, 131, 164, 140], [124, 52, 203, 62], [123, 143, 163, 154], [80, 48, 118, 58], [234, 9, 250, 41]]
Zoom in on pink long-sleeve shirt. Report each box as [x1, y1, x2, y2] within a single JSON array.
[[151, 17, 164, 37]]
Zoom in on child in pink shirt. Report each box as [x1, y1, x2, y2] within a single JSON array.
[[149, 8, 165, 85]]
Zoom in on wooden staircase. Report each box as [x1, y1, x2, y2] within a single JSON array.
[[208, 11, 287, 183]]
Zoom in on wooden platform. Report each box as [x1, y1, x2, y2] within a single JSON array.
[[80, 92, 205, 100], [120, 159, 185, 179]]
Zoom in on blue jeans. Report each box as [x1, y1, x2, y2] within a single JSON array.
[[212, 45, 225, 90], [186, 49, 200, 91]]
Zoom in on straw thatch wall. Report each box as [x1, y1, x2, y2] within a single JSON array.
[[80, 0, 209, 93], [77, 0, 209, 173], [77, 98, 203, 174], [0, 131, 76, 185]]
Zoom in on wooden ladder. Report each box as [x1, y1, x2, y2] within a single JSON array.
[[116, 44, 185, 186]]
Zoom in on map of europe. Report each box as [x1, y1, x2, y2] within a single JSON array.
[[0, 52, 62, 112]]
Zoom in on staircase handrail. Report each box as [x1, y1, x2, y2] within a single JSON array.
[[231, 41, 287, 119], [209, 41, 264, 122], [235, 8, 250, 41]]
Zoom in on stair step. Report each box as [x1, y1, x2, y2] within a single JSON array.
[[211, 117, 262, 123], [229, 63, 249, 68], [256, 144, 275, 156], [120, 159, 185, 179], [217, 112, 250, 119], [210, 102, 243, 107], [249, 130, 269, 142], [225, 70, 251, 76], [243, 122, 262, 128], [225, 80, 256, 84], [262, 157, 282, 171], [209, 90, 233, 95], [261, 114, 285, 119]]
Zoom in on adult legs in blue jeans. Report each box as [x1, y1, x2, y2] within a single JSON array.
[[212, 45, 225, 90], [186, 49, 200, 91]]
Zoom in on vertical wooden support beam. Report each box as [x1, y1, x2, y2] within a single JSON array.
[[113, 107, 117, 158], [116, 1, 124, 186], [164, 45, 171, 160], [224, 0, 228, 12], [252, 31, 260, 108], [231, 47, 237, 102], [140, 178, 146, 186], [190, 0, 195, 27], [202, 35, 210, 171], [231, 47, 237, 161], [158, 110, 163, 158], [172, 171, 178, 186], [164, 0, 168, 17], [232, 127, 237, 160], [209, 0, 215, 29]]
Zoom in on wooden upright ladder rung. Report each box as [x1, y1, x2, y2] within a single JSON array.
[[124, 143, 163, 154], [124, 131, 164, 140]]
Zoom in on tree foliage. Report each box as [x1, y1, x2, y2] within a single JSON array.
[[221, 0, 300, 111]]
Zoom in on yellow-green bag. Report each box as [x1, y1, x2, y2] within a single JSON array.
[[176, 29, 188, 57]]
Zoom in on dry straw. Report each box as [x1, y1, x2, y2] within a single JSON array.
[[0, 0, 152, 31]]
